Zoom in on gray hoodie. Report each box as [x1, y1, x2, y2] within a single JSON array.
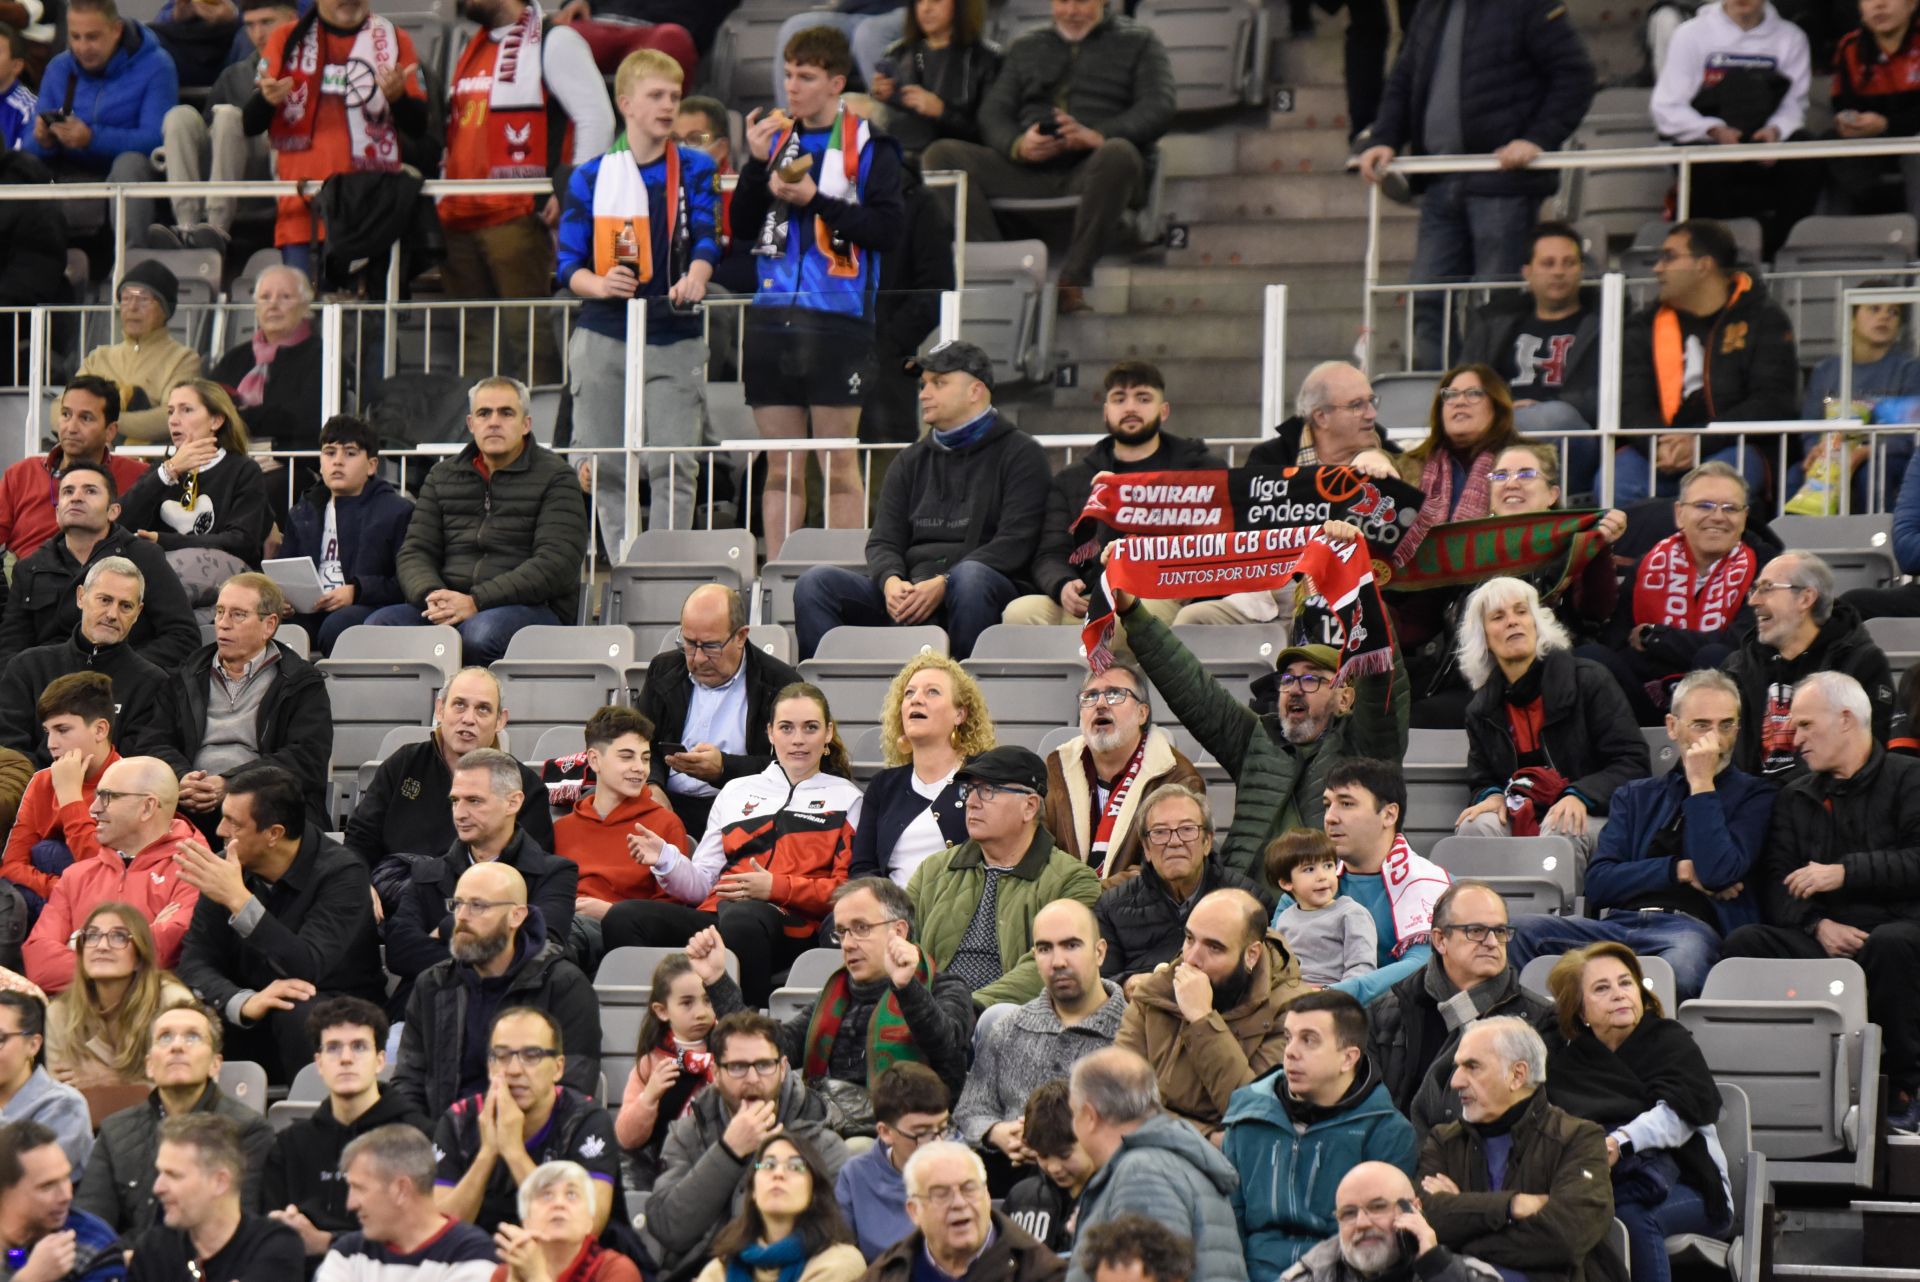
[[1280, 1235, 1506, 1282], [1067, 1113, 1247, 1282]]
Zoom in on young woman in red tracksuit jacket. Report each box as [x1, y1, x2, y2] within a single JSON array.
[[601, 682, 862, 1005]]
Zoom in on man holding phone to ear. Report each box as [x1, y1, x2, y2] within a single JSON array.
[[1281, 1161, 1504, 1282]]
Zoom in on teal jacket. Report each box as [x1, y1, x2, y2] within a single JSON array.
[[1121, 605, 1409, 884], [1223, 1058, 1419, 1277]]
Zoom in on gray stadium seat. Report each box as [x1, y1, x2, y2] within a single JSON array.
[[1404, 728, 1473, 854], [265, 1063, 327, 1132], [530, 724, 583, 763], [1772, 215, 1918, 364], [1677, 957, 1880, 1186], [351, 723, 435, 811], [964, 624, 1089, 751], [1666, 1081, 1764, 1282], [848, 724, 887, 785], [799, 625, 949, 738], [748, 623, 795, 666], [769, 947, 843, 1023], [1132, 0, 1266, 112], [960, 240, 1055, 386], [1585, 85, 1655, 125], [704, 1, 807, 114], [761, 527, 870, 628], [988, 0, 1056, 42], [1371, 371, 1435, 434], [318, 625, 463, 801], [1767, 514, 1897, 595], [1643, 724, 1678, 775], [1037, 725, 1079, 757], [217, 1061, 269, 1116], [604, 528, 757, 654], [1428, 834, 1579, 916], [1864, 615, 1920, 670], [601, 1003, 645, 1111], [492, 624, 633, 750], [1560, 123, 1672, 247], [1518, 951, 1677, 1015], [276, 624, 311, 660], [597, 945, 738, 1004]]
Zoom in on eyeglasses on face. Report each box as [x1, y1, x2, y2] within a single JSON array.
[[1325, 394, 1380, 415], [445, 897, 513, 916], [719, 1057, 784, 1079], [957, 781, 1036, 802], [210, 607, 267, 624], [1680, 499, 1748, 517], [487, 1046, 561, 1067], [1747, 581, 1805, 599], [1335, 1197, 1411, 1225], [91, 789, 153, 807], [893, 1119, 956, 1145], [1442, 922, 1516, 943], [1077, 687, 1145, 708], [828, 917, 899, 944], [1488, 468, 1542, 483], [1439, 387, 1488, 404], [1144, 823, 1204, 847], [77, 928, 133, 949], [680, 633, 741, 656], [1276, 673, 1330, 693], [911, 1180, 986, 1207], [753, 1157, 810, 1174]]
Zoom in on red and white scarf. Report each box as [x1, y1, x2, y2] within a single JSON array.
[[1632, 532, 1757, 633], [451, 0, 549, 179], [1085, 735, 1148, 869], [1374, 834, 1451, 958], [269, 11, 404, 170]]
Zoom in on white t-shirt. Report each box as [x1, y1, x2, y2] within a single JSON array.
[[888, 768, 958, 887]]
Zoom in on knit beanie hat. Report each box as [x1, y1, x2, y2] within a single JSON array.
[[118, 259, 179, 319]]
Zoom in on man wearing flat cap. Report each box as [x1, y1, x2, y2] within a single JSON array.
[[77, 259, 203, 443], [908, 746, 1103, 1013], [791, 340, 1051, 661]]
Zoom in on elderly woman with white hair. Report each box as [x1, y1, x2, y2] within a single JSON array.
[[1452, 576, 1649, 858], [210, 263, 327, 456], [492, 1161, 643, 1282]]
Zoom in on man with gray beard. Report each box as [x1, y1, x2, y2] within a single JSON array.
[[390, 861, 601, 1118], [1280, 1162, 1503, 1282]]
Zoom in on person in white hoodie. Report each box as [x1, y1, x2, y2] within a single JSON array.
[[1651, 0, 1817, 254]]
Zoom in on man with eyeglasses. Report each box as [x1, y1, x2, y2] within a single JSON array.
[[955, 900, 1126, 1178], [1581, 460, 1772, 726], [1040, 663, 1205, 879], [1723, 551, 1896, 780], [1364, 882, 1555, 1135], [349, 667, 555, 913], [392, 862, 600, 1120], [1283, 1160, 1502, 1282], [432, 1006, 622, 1236], [21, 754, 200, 994], [1113, 887, 1307, 1139], [1095, 784, 1270, 996], [637, 584, 802, 838], [834, 1061, 953, 1261], [148, 573, 334, 836], [648, 1010, 850, 1276], [78, 1005, 273, 1235], [1509, 670, 1774, 1001], [1617, 219, 1797, 503], [127, 1114, 305, 1282], [260, 997, 432, 1259], [908, 747, 1100, 1012], [693, 877, 975, 1129], [867, 1139, 1064, 1282], [174, 764, 384, 1085]]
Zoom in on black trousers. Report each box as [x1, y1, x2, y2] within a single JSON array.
[[1721, 919, 1920, 1091], [1842, 583, 1920, 621], [601, 899, 798, 1007]]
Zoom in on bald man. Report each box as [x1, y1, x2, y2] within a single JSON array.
[[637, 584, 802, 835], [22, 754, 203, 991], [1115, 889, 1310, 1137], [391, 861, 602, 1118], [1284, 1162, 1500, 1282], [955, 900, 1128, 1168]]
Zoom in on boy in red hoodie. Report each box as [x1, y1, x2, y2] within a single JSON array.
[[555, 705, 690, 970], [0, 671, 120, 913]]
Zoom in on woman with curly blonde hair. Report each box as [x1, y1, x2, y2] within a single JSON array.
[[848, 654, 996, 886], [45, 903, 194, 1089]]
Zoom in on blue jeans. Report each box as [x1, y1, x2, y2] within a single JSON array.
[[363, 602, 560, 666], [1511, 909, 1722, 1001], [1616, 1177, 1727, 1282], [1411, 177, 1539, 369], [792, 562, 1019, 661], [1613, 442, 1767, 504], [1514, 400, 1599, 497]]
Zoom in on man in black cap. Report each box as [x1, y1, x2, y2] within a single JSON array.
[[906, 745, 1103, 1012], [76, 260, 203, 444], [790, 340, 1050, 661]]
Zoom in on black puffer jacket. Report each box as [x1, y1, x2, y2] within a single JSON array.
[[1367, 958, 1559, 1134], [1723, 599, 1897, 781], [977, 13, 1176, 156], [1095, 857, 1273, 982], [1755, 743, 1920, 934], [0, 630, 167, 765], [1463, 647, 1649, 812], [1030, 432, 1223, 603], [1620, 273, 1800, 433], [147, 639, 335, 826], [396, 439, 590, 623], [866, 410, 1051, 589], [383, 828, 579, 981], [1369, 0, 1596, 198], [0, 522, 202, 672]]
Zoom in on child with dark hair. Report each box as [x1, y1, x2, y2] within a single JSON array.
[[833, 1061, 950, 1260], [613, 951, 715, 1191], [1002, 1079, 1091, 1255], [278, 415, 414, 654], [1267, 828, 1378, 986]]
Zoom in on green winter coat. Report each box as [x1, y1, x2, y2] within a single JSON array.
[[906, 825, 1101, 1009], [1121, 604, 1409, 884]]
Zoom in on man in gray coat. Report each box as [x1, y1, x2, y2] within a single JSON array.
[[645, 1011, 851, 1279], [1065, 1047, 1246, 1282], [365, 375, 589, 664], [1282, 1161, 1504, 1282], [923, 0, 1175, 310]]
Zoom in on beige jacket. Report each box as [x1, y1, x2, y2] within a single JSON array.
[[77, 334, 203, 442]]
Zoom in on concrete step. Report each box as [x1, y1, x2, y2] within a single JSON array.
[[1179, 215, 1418, 267], [1265, 84, 1351, 134], [1239, 128, 1362, 175], [1108, 262, 1411, 315], [1165, 171, 1410, 221]]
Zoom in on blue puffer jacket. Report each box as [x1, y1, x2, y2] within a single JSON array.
[[1369, 0, 1594, 197], [27, 20, 177, 167], [280, 474, 415, 610], [1223, 1058, 1419, 1277], [731, 123, 904, 323], [1584, 764, 1775, 937]]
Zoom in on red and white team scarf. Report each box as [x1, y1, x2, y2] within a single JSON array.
[[1086, 735, 1148, 865], [1632, 532, 1757, 633]]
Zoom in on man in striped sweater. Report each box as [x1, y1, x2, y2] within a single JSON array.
[[313, 1124, 496, 1280]]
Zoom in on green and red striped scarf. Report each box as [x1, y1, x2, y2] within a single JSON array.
[[802, 955, 935, 1087]]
